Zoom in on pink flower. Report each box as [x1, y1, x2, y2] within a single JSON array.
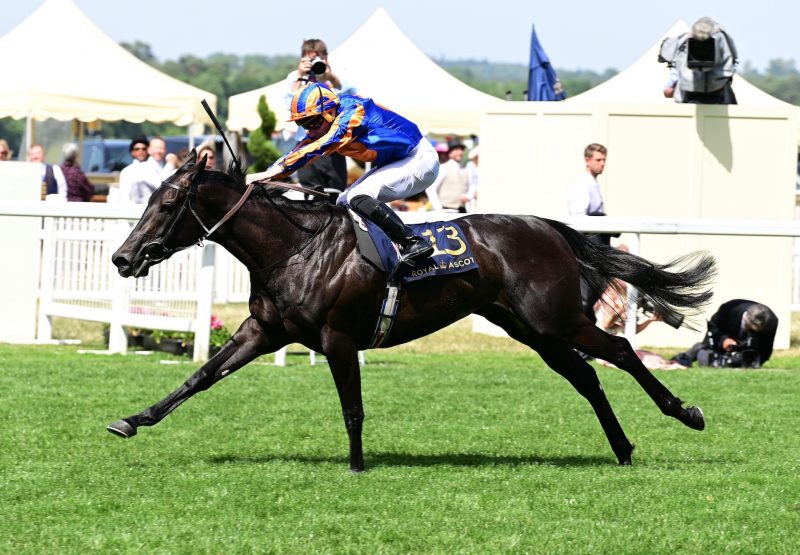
[[210, 315, 224, 330]]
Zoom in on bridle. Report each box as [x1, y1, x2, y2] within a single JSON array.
[[141, 98, 327, 263], [142, 172, 255, 263]]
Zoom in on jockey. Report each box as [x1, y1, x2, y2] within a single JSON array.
[[246, 82, 438, 266]]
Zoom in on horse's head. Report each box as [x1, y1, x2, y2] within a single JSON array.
[[112, 150, 210, 278]]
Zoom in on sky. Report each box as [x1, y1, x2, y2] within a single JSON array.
[[2, 0, 799, 73]]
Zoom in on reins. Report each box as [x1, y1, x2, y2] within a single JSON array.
[[142, 99, 330, 263]]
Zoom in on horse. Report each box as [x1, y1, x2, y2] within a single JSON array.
[[107, 150, 716, 472]]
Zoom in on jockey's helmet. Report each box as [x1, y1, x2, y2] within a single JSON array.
[[288, 83, 340, 123]]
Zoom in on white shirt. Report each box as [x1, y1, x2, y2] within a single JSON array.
[[131, 157, 175, 204], [568, 171, 604, 216], [116, 160, 142, 204]]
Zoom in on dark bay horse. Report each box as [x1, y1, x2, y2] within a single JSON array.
[[108, 151, 716, 471]]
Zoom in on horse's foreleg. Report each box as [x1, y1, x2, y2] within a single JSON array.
[[573, 323, 705, 431], [107, 317, 287, 438], [321, 329, 365, 472]]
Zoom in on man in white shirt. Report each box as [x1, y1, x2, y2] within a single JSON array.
[[116, 137, 149, 204], [130, 137, 177, 204], [27, 144, 66, 200], [568, 143, 610, 326], [568, 143, 606, 217]]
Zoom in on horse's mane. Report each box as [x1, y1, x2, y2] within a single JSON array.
[[206, 160, 335, 210]]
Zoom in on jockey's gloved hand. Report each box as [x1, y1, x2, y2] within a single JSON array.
[[246, 164, 283, 186]]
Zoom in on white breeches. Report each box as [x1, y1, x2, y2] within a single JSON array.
[[339, 138, 439, 205]]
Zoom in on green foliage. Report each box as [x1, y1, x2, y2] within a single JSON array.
[[246, 95, 281, 173], [0, 117, 25, 159], [741, 58, 800, 106], [1, 341, 800, 553]]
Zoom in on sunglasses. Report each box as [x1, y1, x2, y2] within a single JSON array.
[[297, 115, 325, 130]]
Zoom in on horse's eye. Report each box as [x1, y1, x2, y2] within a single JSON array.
[[159, 203, 175, 214]]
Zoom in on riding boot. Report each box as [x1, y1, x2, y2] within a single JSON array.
[[349, 195, 434, 266]]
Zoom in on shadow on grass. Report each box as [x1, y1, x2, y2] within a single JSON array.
[[207, 451, 613, 468]]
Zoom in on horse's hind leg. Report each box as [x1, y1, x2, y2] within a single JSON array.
[[479, 306, 633, 464], [107, 316, 287, 438], [572, 323, 705, 431], [531, 337, 635, 464]]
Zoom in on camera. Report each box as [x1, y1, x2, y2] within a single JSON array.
[[710, 337, 762, 368], [639, 298, 684, 329], [309, 56, 327, 76], [686, 37, 717, 70]]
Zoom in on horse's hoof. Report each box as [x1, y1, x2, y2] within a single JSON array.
[[107, 419, 136, 438], [618, 459, 632, 466], [684, 405, 705, 431], [349, 466, 365, 474]]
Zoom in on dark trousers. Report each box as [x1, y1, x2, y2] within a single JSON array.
[[579, 233, 612, 323], [297, 152, 347, 193]]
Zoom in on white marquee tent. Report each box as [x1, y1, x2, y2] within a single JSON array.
[[226, 8, 504, 136], [0, 0, 216, 126]]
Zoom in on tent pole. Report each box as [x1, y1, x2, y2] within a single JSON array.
[[25, 113, 34, 154], [188, 125, 195, 150]]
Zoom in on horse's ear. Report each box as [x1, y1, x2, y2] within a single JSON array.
[[175, 149, 198, 174], [197, 153, 208, 170]]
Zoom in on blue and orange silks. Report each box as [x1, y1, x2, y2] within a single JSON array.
[[271, 95, 423, 180]]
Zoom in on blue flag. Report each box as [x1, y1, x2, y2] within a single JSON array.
[[527, 25, 566, 101]]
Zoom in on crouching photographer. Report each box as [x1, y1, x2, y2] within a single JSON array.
[[672, 300, 777, 369], [659, 16, 738, 105]]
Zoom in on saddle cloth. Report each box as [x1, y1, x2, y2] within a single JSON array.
[[349, 212, 478, 283]]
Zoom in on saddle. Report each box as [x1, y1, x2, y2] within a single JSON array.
[[348, 211, 479, 348], [348, 211, 478, 283]]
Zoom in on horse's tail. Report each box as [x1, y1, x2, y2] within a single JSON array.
[[541, 218, 717, 330]]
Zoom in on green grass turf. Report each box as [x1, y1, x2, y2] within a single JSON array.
[[1, 336, 799, 554]]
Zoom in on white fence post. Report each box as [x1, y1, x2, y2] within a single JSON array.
[[193, 244, 215, 362], [37, 216, 55, 341], [108, 220, 130, 354]]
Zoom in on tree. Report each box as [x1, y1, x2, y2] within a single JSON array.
[[246, 95, 281, 173]]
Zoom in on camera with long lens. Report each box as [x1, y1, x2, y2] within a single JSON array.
[[711, 337, 761, 368], [639, 298, 684, 329], [686, 37, 717, 70], [309, 56, 327, 76]]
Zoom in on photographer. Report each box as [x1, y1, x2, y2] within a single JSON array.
[[672, 300, 777, 369], [659, 17, 738, 105], [284, 39, 356, 195]]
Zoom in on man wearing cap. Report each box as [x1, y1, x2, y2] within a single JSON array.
[[433, 140, 470, 212], [116, 137, 149, 204]]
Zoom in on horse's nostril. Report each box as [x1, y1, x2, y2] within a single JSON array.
[[112, 254, 129, 269]]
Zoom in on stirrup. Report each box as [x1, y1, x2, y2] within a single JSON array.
[[398, 240, 434, 267]]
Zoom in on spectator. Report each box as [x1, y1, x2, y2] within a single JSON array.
[[434, 140, 470, 212], [60, 143, 94, 202], [284, 38, 356, 194], [0, 139, 12, 161], [422, 142, 450, 210], [195, 144, 216, 170], [465, 145, 479, 212], [131, 137, 177, 204], [116, 137, 149, 204], [660, 16, 737, 105], [28, 144, 66, 200], [568, 143, 614, 323], [672, 300, 777, 368]]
